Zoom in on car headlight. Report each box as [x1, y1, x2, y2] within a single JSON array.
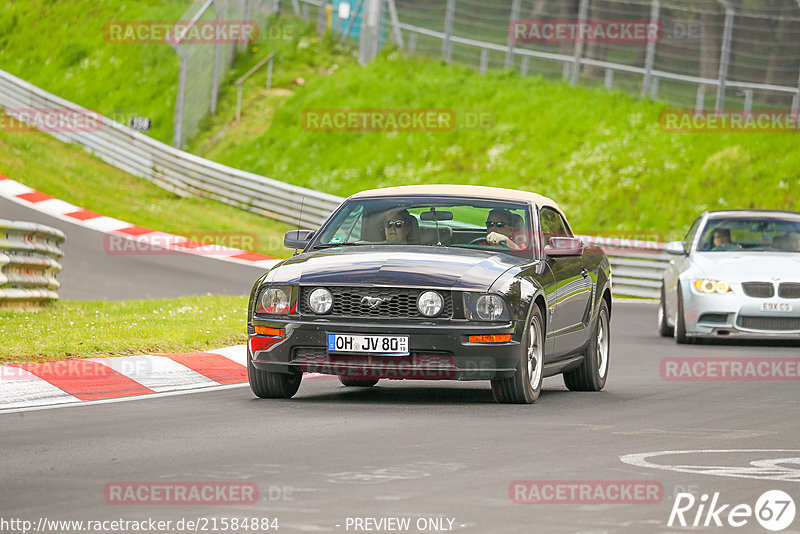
[[417, 290, 444, 317], [693, 279, 731, 294], [464, 293, 511, 321], [308, 287, 333, 314], [257, 286, 292, 314]]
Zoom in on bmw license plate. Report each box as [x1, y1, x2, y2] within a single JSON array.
[[761, 302, 793, 313], [327, 334, 409, 355]]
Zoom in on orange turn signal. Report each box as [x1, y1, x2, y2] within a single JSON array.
[[468, 334, 512, 343], [254, 326, 285, 337]]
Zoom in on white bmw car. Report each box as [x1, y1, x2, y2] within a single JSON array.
[[659, 210, 800, 343]]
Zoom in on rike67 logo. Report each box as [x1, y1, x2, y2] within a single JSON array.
[[668, 490, 796, 531]]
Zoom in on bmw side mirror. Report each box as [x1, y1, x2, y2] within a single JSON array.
[[284, 230, 315, 250], [664, 241, 688, 256], [544, 237, 584, 257]]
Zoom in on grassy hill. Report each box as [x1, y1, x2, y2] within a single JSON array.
[[1, 5, 797, 242]]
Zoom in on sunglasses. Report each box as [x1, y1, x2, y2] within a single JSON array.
[[385, 220, 405, 228], [486, 221, 507, 228]]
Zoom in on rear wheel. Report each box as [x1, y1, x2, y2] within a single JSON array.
[[491, 306, 544, 404], [248, 356, 302, 398], [675, 285, 691, 344], [338, 377, 379, 387], [658, 285, 674, 337], [564, 299, 610, 391]]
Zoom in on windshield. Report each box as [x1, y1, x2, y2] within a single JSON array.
[[314, 196, 532, 253], [697, 216, 800, 252]]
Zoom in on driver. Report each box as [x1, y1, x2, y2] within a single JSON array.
[[383, 209, 419, 244], [711, 228, 732, 249], [484, 208, 521, 250]]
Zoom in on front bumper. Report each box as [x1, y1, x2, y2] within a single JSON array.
[[683, 289, 800, 339], [248, 318, 522, 380]]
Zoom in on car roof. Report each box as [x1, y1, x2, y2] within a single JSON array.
[[704, 209, 800, 220], [350, 184, 561, 210]]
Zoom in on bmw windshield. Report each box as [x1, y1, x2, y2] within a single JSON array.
[[697, 216, 800, 252]]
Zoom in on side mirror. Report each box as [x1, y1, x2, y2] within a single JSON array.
[[664, 241, 688, 256], [544, 237, 584, 257], [284, 230, 315, 250]]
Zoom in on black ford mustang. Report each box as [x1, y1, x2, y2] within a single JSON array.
[[247, 185, 612, 403]]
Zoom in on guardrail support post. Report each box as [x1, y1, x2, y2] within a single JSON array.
[[480, 49, 489, 74], [695, 84, 706, 113], [604, 68, 614, 90], [505, 0, 521, 69], [715, 7, 735, 113], [641, 0, 660, 98], [570, 0, 590, 86], [521, 56, 529, 76], [442, 0, 456, 62], [742, 89, 753, 116]]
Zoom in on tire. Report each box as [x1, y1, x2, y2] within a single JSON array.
[[675, 285, 691, 344], [564, 299, 610, 392], [338, 376, 379, 387], [248, 355, 302, 399], [491, 305, 544, 404], [658, 285, 674, 337]]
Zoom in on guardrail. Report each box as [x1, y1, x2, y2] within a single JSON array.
[[0, 69, 343, 228], [0, 219, 65, 307], [579, 235, 668, 299]]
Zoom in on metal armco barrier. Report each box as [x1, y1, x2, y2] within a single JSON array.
[[0, 219, 65, 306], [579, 235, 669, 299], [0, 69, 343, 228]]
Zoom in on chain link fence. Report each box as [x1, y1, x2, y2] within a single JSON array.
[[171, 0, 275, 148], [298, 0, 800, 113]]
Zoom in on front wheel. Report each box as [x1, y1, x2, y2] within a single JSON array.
[[564, 299, 610, 392], [491, 305, 544, 404], [658, 285, 674, 337], [248, 356, 302, 398], [675, 285, 691, 344]]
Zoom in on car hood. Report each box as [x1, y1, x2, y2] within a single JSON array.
[[265, 245, 525, 290], [691, 252, 800, 282]]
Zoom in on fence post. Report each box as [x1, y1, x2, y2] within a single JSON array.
[[407, 31, 417, 55], [715, 7, 735, 112], [480, 48, 489, 74], [316, 0, 327, 35], [385, 0, 404, 48], [570, 0, 590, 85], [521, 56, 530, 76], [641, 0, 660, 98], [742, 89, 753, 116], [695, 84, 705, 113], [210, 1, 223, 115], [604, 68, 614, 90], [291, 0, 300, 15], [170, 46, 187, 148], [359, 0, 382, 65], [505, 0, 521, 69], [442, 0, 456, 62], [794, 64, 800, 114]]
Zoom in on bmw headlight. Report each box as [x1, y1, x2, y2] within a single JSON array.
[[417, 290, 444, 317], [308, 287, 333, 314], [257, 286, 292, 314], [693, 279, 731, 294], [464, 293, 511, 321]]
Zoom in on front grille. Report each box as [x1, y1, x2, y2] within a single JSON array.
[[741, 282, 774, 298], [778, 283, 800, 299], [736, 315, 800, 331], [299, 286, 453, 319], [698, 313, 728, 324]]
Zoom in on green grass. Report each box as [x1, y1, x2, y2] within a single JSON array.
[[0, 126, 292, 258], [191, 45, 800, 240], [0, 296, 249, 364]]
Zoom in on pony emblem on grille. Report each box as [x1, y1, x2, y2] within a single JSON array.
[[361, 295, 393, 309]]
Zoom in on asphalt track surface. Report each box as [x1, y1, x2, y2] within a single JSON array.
[[1, 196, 266, 300], [2, 302, 799, 533]]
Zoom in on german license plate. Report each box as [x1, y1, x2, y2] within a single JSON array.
[[761, 302, 793, 313], [327, 334, 409, 355]]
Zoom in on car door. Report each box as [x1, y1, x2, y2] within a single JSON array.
[[664, 215, 703, 322], [540, 207, 592, 357]]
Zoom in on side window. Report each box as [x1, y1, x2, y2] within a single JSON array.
[[540, 207, 572, 244]]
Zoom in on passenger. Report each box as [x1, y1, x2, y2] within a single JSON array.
[[510, 213, 528, 249], [383, 209, 420, 244], [484, 208, 521, 250]]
